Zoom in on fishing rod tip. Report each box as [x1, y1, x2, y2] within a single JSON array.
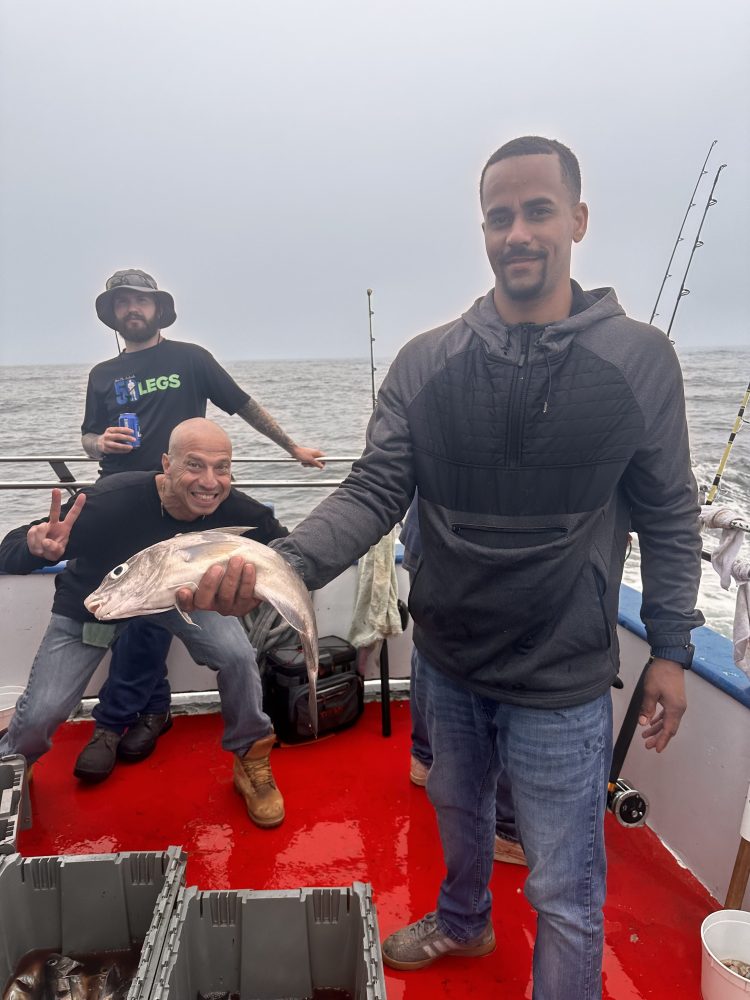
[[367, 288, 373, 296]]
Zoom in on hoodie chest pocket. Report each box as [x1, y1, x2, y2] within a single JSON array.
[[450, 524, 567, 549]]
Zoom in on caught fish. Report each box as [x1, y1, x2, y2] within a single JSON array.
[[84, 962, 130, 1000], [2, 975, 35, 1000], [84, 529, 319, 735], [43, 954, 86, 1000], [2, 953, 46, 999]]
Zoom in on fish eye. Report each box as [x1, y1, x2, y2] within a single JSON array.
[[109, 562, 129, 580]]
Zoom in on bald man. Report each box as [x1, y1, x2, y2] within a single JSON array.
[[0, 419, 289, 829], [79, 268, 324, 783]]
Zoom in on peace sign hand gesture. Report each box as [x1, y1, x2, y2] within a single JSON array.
[[26, 489, 87, 561]]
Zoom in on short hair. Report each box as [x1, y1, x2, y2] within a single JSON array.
[[480, 136, 582, 205]]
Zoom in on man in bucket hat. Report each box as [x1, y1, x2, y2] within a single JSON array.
[[87, 269, 324, 474], [73, 268, 324, 782]]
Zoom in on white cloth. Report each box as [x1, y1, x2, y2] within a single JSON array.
[[700, 505, 745, 589], [731, 558, 750, 675], [348, 527, 404, 648], [700, 505, 750, 675]]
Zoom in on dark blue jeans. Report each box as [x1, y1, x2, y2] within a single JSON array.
[[417, 651, 612, 1000], [410, 646, 519, 843], [93, 619, 173, 733], [0, 611, 273, 765]]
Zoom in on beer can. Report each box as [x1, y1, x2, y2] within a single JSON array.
[[118, 412, 142, 447]]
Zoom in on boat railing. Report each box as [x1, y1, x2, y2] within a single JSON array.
[[0, 454, 359, 492], [1, 455, 748, 547]]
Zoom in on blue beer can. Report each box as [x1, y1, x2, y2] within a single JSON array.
[[118, 412, 142, 447]]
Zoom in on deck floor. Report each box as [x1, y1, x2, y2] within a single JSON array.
[[17, 701, 717, 999]]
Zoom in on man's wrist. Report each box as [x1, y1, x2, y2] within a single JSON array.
[[649, 643, 695, 668]]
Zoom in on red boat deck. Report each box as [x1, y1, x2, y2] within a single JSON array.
[[18, 701, 717, 999]]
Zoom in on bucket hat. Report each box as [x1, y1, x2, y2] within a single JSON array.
[[95, 269, 176, 330]]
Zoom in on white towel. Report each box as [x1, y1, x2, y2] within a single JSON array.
[[348, 527, 404, 648], [700, 506, 750, 675], [731, 558, 750, 675], [700, 505, 745, 589]]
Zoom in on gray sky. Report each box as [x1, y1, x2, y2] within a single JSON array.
[[1, 0, 747, 366]]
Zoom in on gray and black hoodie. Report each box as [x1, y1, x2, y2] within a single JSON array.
[[276, 283, 704, 708]]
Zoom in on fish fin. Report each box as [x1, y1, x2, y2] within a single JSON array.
[[181, 539, 253, 562], [173, 602, 200, 628], [209, 526, 257, 536]]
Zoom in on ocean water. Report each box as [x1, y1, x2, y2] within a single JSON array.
[[0, 350, 748, 638]]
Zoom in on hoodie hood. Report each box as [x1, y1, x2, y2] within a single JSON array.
[[461, 282, 625, 364]]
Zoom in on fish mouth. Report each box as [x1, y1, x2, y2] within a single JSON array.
[[84, 594, 115, 619]]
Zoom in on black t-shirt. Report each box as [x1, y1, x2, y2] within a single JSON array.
[[81, 340, 250, 475], [0, 472, 288, 623]]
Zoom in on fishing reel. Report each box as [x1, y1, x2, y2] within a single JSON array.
[[607, 778, 649, 828]]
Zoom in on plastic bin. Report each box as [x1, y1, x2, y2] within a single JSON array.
[[151, 881, 386, 1000], [701, 909, 750, 998], [0, 755, 31, 854], [0, 845, 186, 1000]]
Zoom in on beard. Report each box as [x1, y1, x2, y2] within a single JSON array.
[[497, 253, 548, 302], [116, 312, 161, 343]]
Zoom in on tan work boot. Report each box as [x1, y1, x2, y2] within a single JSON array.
[[409, 755, 430, 787], [233, 734, 285, 828], [494, 835, 527, 866]]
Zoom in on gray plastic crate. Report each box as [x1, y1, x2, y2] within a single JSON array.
[[0, 845, 186, 1000], [0, 754, 31, 854], [151, 881, 386, 1000]]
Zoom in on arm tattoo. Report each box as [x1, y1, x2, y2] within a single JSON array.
[[237, 399, 297, 454], [81, 432, 103, 459]]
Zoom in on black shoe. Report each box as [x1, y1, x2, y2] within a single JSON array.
[[73, 727, 122, 782], [117, 713, 173, 762]]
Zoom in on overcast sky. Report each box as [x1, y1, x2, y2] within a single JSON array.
[[0, 0, 747, 366]]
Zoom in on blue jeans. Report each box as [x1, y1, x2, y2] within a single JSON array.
[[417, 651, 612, 1000], [410, 647, 519, 844], [0, 612, 273, 765], [94, 620, 172, 733]]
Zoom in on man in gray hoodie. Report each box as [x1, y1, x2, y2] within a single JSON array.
[[184, 136, 703, 1000]]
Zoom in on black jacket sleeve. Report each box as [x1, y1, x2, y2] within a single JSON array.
[[0, 521, 54, 574], [621, 340, 704, 648]]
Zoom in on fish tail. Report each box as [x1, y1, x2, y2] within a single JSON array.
[[302, 633, 319, 737]]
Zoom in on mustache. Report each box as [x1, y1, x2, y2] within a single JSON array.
[[500, 249, 547, 264]]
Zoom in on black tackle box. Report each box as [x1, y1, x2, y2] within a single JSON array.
[[263, 635, 363, 743], [265, 634, 357, 680]]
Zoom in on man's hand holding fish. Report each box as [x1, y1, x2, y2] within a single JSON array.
[[0, 418, 317, 830], [176, 554, 261, 618]]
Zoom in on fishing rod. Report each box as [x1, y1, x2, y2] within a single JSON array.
[[705, 378, 750, 506], [366, 288, 377, 411], [650, 140, 717, 324], [665, 162, 727, 341]]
